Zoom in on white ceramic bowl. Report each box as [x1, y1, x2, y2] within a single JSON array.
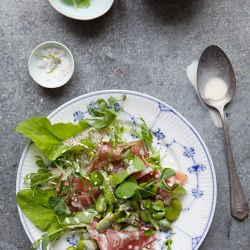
[[49, 0, 114, 20], [28, 41, 74, 88]]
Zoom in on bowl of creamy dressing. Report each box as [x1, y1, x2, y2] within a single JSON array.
[[28, 41, 74, 88]]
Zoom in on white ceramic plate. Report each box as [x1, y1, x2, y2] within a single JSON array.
[[16, 90, 217, 250], [49, 0, 114, 20]]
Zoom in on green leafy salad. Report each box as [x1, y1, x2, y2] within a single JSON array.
[[16, 96, 187, 250], [69, 0, 91, 9]]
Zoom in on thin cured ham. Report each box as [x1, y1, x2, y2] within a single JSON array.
[[87, 222, 156, 250]]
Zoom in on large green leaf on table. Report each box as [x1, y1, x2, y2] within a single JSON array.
[[16, 189, 64, 234], [15, 117, 90, 161]]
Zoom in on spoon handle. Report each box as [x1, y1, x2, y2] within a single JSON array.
[[218, 107, 249, 220]]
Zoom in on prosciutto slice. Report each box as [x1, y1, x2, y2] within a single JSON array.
[[66, 178, 100, 212], [87, 222, 156, 250]]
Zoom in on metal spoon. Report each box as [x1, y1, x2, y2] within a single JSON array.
[[197, 45, 249, 220]]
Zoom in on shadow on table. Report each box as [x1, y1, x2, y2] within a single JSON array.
[[144, 0, 201, 24], [56, 3, 117, 38], [36, 77, 85, 99]]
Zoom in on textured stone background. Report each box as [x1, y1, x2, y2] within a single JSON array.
[[0, 0, 250, 249]]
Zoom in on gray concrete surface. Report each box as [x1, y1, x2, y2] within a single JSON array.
[[0, 0, 250, 249]]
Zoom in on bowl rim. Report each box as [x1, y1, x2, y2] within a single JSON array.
[[48, 0, 115, 21], [28, 41, 75, 88]]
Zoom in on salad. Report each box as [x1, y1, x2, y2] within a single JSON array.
[[69, 0, 91, 9], [16, 96, 187, 250]]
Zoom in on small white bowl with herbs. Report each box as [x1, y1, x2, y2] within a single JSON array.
[[49, 0, 114, 20], [28, 41, 74, 88]]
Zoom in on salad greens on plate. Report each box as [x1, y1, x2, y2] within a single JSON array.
[[16, 96, 187, 250]]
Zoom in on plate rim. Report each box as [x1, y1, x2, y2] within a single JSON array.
[[16, 89, 217, 249]]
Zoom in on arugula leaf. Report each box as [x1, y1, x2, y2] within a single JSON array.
[[15, 117, 90, 161], [157, 168, 176, 192], [16, 189, 64, 234], [49, 197, 66, 215], [111, 157, 145, 185], [115, 178, 137, 199]]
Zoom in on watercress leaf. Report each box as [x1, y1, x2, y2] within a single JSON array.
[[35, 156, 47, 169], [15, 117, 90, 161], [111, 157, 145, 185], [157, 168, 176, 192], [131, 190, 142, 202], [16, 189, 64, 234], [115, 178, 137, 199], [49, 196, 66, 215]]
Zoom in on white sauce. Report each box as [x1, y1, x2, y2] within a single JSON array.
[[127, 163, 137, 174], [65, 217, 70, 224], [186, 60, 222, 128], [204, 77, 228, 101], [83, 211, 90, 216], [74, 217, 80, 224]]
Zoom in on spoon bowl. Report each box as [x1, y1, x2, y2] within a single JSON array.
[[197, 45, 236, 109], [197, 45, 249, 221]]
